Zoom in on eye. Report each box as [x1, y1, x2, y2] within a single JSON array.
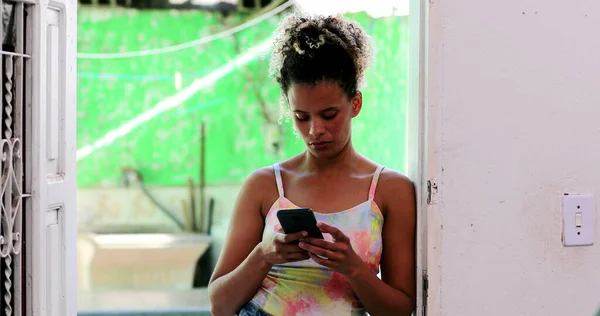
[[322, 110, 338, 120], [294, 113, 309, 121]]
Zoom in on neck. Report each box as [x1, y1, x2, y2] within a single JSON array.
[[302, 139, 358, 173]]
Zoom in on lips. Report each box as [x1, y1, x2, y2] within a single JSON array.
[[309, 141, 332, 149]]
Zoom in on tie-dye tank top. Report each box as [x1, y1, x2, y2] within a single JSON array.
[[249, 163, 385, 316]]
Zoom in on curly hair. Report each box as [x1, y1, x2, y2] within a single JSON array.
[[269, 11, 375, 101]]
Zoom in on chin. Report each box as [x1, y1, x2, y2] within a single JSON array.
[[308, 150, 330, 159], [306, 146, 340, 159]]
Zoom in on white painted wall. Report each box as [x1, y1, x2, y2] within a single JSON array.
[[426, 0, 600, 315]]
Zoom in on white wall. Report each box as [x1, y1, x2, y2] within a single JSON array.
[[426, 1, 600, 315]]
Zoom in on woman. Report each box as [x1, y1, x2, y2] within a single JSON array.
[[208, 11, 416, 316]]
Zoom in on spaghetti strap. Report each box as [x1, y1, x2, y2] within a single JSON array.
[[368, 165, 385, 200], [273, 163, 284, 198]]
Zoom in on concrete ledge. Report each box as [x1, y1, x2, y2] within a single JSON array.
[[78, 289, 211, 315], [78, 234, 211, 291]]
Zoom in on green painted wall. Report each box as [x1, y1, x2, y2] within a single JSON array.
[[77, 8, 409, 187]]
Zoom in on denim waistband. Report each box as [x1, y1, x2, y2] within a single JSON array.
[[238, 301, 273, 316]]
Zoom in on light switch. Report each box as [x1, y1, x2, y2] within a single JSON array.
[[575, 212, 583, 227], [562, 194, 595, 247]]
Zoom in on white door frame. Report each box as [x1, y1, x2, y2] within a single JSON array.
[[27, 0, 77, 315], [409, 1, 444, 315], [408, 0, 433, 315]]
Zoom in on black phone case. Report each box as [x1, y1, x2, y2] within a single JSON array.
[[276, 208, 324, 240]]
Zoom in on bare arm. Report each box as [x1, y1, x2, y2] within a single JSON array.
[[349, 172, 417, 315], [208, 168, 310, 316], [208, 169, 273, 315]]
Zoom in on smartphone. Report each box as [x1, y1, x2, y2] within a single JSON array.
[[276, 208, 324, 241]]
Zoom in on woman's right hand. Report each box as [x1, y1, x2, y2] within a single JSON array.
[[259, 228, 311, 265]]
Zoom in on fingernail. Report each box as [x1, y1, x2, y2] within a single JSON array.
[[298, 242, 304, 248], [302, 231, 308, 236]]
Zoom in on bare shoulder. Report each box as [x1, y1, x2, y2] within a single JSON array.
[[376, 168, 416, 217], [239, 166, 279, 213], [378, 168, 414, 197], [275, 154, 305, 172], [245, 166, 277, 187]]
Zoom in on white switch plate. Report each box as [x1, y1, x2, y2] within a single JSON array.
[[562, 194, 595, 246]]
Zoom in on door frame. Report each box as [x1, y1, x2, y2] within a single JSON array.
[[27, 0, 78, 315], [408, 0, 431, 315]]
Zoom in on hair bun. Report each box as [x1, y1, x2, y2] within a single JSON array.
[[270, 11, 374, 95], [293, 32, 326, 55]]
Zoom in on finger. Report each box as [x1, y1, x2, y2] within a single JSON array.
[[274, 231, 303, 244], [317, 222, 348, 242], [279, 243, 307, 253], [273, 233, 287, 246], [309, 252, 336, 268], [299, 242, 343, 261], [282, 231, 308, 243], [302, 237, 345, 252], [287, 252, 311, 262]]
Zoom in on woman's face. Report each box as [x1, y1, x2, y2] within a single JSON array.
[[287, 81, 362, 159]]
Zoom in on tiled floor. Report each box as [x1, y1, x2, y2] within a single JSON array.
[[78, 288, 211, 316]]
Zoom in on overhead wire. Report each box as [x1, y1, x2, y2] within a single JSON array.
[[76, 0, 294, 59]]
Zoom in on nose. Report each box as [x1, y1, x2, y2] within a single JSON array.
[[309, 118, 325, 137]]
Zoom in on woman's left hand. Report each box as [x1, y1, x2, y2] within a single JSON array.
[[299, 222, 366, 277]]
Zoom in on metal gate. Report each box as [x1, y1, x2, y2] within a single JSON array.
[[1, 1, 29, 315]]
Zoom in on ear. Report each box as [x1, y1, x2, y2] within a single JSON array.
[[351, 91, 363, 118]]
